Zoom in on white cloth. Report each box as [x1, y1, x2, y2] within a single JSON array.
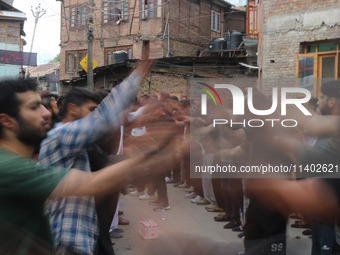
[[202, 153, 216, 204]]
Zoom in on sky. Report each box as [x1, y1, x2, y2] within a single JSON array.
[[227, 0, 247, 6], [13, 0, 61, 65]]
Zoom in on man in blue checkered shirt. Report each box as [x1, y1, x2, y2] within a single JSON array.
[[39, 61, 153, 255]]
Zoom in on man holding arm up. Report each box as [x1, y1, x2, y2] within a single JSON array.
[[0, 60, 165, 254]]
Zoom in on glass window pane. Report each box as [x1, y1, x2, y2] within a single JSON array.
[[254, 8, 257, 31], [77, 7, 81, 26], [107, 50, 111, 65], [82, 7, 86, 26], [128, 48, 132, 59], [141, 0, 145, 19], [71, 9, 75, 27], [149, 3, 154, 18], [157, 0, 162, 17], [212, 11, 215, 30], [338, 55, 340, 79], [110, 2, 115, 21], [78, 53, 83, 70], [298, 57, 314, 94], [306, 45, 316, 53], [103, 3, 108, 23], [73, 53, 77, 71], [321, 56, 335, 78], [122, 2, 129, 20], [68, 54, 72, 71], [319, 43, 337, 52]]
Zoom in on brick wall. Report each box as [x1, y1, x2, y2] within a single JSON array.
[[259, 0, 340, 89], [263, 0, 338, 18], [225, 11, 246, 33], [167, 0, 232, 56], [0, 21, 21, 46], [0, 20, 22, 79], [60, 0, 233, 81], [139, 73, 188, 96], [60, 0, 165, 81]]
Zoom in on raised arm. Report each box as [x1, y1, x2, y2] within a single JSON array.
[[49, 151, 172, 198], [40, 60, 155, 160]]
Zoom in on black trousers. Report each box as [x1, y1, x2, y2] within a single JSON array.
[[244, 201, 287, 255], [221, 178, 243, 219], [151, 162, 170, 205]]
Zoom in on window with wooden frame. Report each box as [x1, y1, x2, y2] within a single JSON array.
[[105, 46, 132, 65], [211, 10, 220, 33], [247, 0, 259, 38], [66, 50, 87, 72], [103, 0, 129, 24], [296, 40, 340, 96], [70, 5, 87, 29], [141, 0, 162, 20]]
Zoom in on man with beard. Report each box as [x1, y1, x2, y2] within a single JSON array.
[[0, 63, 166, 254], [246, 80, 340, 255], [295, 81, 340, 255]]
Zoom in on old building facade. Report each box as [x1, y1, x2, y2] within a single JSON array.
[[29, 62, 60, 94], [0, 0, 26, 79], [257, 0, 340, 96], [59, 0, 246, 91]]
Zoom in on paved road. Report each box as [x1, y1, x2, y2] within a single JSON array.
[[113, 184, 312, 255]]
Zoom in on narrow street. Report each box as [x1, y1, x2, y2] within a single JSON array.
[[114, 184, 312, 255]]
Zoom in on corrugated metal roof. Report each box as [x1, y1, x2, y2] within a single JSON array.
[[29, 62, 60, 77], [0, 10, 26, 20]]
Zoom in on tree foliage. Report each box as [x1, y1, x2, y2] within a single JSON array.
[[48, 53, 60, 63]]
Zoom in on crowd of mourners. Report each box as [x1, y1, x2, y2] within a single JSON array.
[[1, 58, 340, 255]]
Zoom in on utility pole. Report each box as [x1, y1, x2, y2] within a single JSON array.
[[26, 4, 46, 78], [87, 0, 94, 89]]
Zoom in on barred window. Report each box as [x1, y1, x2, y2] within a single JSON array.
[[211, 10, 220, 33], [103, 0, 129, 24], [66, 50, 87, 72], [141, 0, 161, 20], [69, 5, 87, 29]]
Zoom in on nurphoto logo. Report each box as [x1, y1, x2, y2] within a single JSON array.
[[199, 83, 312, 128]]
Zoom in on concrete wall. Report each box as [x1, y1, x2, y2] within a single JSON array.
[[259, 0, 340, 87]]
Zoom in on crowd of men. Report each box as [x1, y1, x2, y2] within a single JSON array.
[[1, 56, 340, 255]]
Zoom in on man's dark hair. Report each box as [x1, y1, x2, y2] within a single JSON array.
[[0, 78, 37, 117], [0, 78, 38, 137], [169, 95, 179, 101], [321, 80, 340, 99], [101, 88, 111, 94], [181, 99, 190, 108], [41, 94, 61, 125], [57, 96, 65, 108], [160, 91, 170, 100], [142, 94, 150, 100], [41, 94, 54, 110], [60, 87, 101, 118], [96, 90, 109, 103]]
